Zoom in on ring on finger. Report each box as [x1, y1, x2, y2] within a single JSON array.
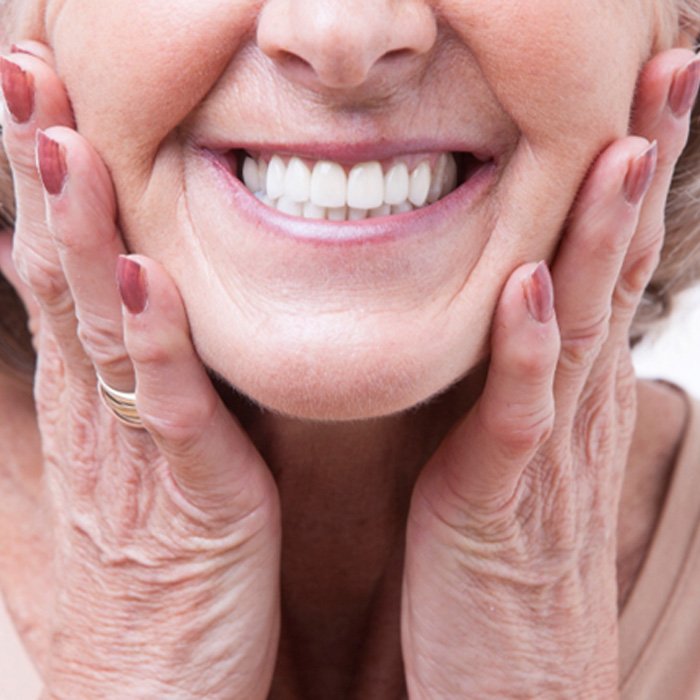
[[97, 374, 144, 429]]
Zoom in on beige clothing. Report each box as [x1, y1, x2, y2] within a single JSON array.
[[619, 394, 700, 699], [2, 397, 700, 699]]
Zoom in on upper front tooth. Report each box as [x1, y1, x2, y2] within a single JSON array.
[[284, 157, 311, 202], [347, 162, 384, 209], [384, 163, 409, 205], [409, 161, 431, 207], [310, 161, 347, 208], [266, 155, 286, 200]]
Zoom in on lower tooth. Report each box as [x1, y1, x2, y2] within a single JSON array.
[[349, 207, 368, 221], [256, 192, 274, 207], [303, 201, 326, 219], [327, 206, 348, 221], [369, 204, 391, 217], [276, 196, 302, 216], [391, 202, 414, 215]]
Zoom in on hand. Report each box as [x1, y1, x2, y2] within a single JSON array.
[[0, 43, 280, 699], [401, 48, 699, 699]]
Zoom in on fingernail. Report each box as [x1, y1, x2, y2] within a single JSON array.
[[623, 141, 657, 205], [668, 56, 700, 118], [523, 261, 554, 324], [36, 131, 68, 196], [0, 57, 35, 124], [117, 256, 148, 315]]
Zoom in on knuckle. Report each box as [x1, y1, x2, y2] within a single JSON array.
[[125, 333, 172, 368], [575, 397, 616, 463], [594, 223, 634, 259], [616, 237, 663, 306], [507, 340, 557, 377], [140, 393, 219, 452], [12, 241, 66, 305], [480, 400, 555, 456], [559, 310, 610, 368], [76, 314, 127, 366]]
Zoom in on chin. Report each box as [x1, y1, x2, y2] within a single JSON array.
[[198, 327, 484, 421]]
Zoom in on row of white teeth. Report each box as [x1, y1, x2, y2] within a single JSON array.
[[240, 153, 459, 221]]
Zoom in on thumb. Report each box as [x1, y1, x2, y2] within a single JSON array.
[[418, 262, 560, 517]]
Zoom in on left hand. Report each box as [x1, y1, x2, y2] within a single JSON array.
[[401, 48, 699, 699]]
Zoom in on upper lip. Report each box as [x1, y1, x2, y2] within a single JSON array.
[[199, 139, 499, 165]]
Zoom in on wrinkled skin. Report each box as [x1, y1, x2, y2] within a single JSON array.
[[0, 0, 698, 697]]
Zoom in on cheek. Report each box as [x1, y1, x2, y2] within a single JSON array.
[[443, 0, 650, 148], [47, 0, 258, 169]]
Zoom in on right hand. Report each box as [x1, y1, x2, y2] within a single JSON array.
[[0, 42, 280, 699]]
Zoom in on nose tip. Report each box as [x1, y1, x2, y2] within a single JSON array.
[[257, 0, 437, 91]]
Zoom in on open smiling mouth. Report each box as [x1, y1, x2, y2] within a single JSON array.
[[218, 149, 491, 223]]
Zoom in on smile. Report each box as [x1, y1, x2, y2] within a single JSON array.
[[215, 147, 491, 221], [203, 143, 498, 243]]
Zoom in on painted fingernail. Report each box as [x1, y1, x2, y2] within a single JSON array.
[[117, 256, 148, 315], [36, 131, 68, 196], [668, 55, 700, 118], [0, 57, 34, 124], [623, 141, 657, 206], [523, 261, 554, 324]]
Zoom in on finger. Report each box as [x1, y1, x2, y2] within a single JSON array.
[[550, 137, 655, 424], [118, 255, 277, 521], [0, 53, 81, 364], [1, 51, 72, 229], [418, 262, 559, 516], [38, 127, 133, 392], [610, 50, 700, 338]]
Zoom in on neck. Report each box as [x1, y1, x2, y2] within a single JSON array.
[[214, 367, 487, 698]]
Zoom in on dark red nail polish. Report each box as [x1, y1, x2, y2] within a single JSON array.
[[0, 57, 34, 124], [523, 261, 554, 324], [668, 56, 700, 118], [623, 141, 657, 205], [117, 256, 148, 315], [36, 131, 68, 196]]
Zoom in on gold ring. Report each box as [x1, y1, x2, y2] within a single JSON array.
[[97, 375, 144, 429]]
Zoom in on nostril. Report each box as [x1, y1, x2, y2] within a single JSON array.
[[382, 48, 414, 63], [278, 50, 311, 71]]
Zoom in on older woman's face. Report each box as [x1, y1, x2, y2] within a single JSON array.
[[32, 0, 653, 418]]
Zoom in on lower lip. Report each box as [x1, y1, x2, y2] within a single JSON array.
[[200, 149, 497, 246]]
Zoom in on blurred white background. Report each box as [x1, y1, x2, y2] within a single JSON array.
[[633, 284, 700, 398]]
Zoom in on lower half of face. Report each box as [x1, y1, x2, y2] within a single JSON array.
[[44, 0, 653, 420], [117, 135, 612, 420]]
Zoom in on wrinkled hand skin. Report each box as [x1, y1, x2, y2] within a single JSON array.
[[0, 43, 281, 700], [401, 48, 699, 699]]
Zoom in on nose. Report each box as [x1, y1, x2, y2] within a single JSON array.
[[257, 0, 437, 91]]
